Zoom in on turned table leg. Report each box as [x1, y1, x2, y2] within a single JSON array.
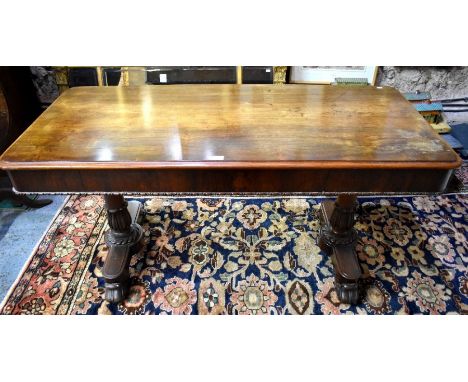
[[102, 195, 144, 303], [319, 195, 362, 304]]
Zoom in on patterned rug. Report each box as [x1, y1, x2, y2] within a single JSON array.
[[1, 166, 467, 315]]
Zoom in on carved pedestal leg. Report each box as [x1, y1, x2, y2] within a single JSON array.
[[319, 195, 362, 304], [102, 195, 144, 303]]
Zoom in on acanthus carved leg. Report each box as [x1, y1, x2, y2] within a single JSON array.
[[102, 195, 144, 303], [318, 194, 362, 304]]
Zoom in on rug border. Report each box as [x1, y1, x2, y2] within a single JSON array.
[[0, 195, 71, 312], [62, 210, 108, 314]]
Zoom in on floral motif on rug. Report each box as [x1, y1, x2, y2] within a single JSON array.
[[1, 192, 467, 315]]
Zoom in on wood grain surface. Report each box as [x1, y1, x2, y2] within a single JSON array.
[[0, 85, 460, 170]]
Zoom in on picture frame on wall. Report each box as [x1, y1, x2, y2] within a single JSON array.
[[289, 66, 378, 85]]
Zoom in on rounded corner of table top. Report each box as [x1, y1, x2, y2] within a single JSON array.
[[451, 154, 464, 169], [0, 159, 13, 171]]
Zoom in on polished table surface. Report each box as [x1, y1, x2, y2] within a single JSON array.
[[0, 85, 461, 193]]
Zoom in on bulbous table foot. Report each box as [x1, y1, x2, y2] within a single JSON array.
[[335, 279, 360, 305], [104, 281, 129, 304]]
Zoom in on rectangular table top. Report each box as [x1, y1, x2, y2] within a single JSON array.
[[0, 85, 461, 170]]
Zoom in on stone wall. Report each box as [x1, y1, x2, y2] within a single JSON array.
[[376, 66, 468, 99], [376, 66, 468, 124], [30, 66, 59, 105]]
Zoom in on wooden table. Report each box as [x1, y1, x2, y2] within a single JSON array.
[[0, 85, 461, 304]]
